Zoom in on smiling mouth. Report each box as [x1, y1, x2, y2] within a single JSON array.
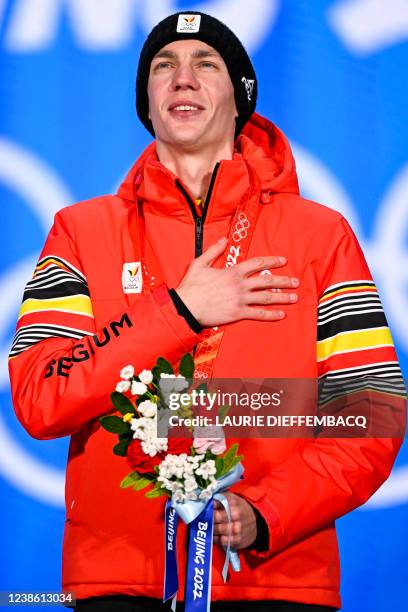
[[168, 103, 205, 117], [172, 105, 200, 111]]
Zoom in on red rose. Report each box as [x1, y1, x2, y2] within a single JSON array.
[[126, 440, 162, 474], [167, 436, 192, 455]]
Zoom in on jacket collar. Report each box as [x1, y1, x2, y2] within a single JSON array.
[[117, 112, 300, 221], [134, 149, 252, 222]]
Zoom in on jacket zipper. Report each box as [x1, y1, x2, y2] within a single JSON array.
[[176, 162, 220, 257]]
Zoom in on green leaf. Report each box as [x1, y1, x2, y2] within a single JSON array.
[[120, 471, 142, 488], [113, 439, 130, 456], [152, 365, 162, 382], [226, 455, 243, 473], [99, 415, 129, 434], [120, 471, 154, 491], [119, 432, 132, 440], [195, 382, 209, 395], [157, 357, 174, 375], [132, 477, 153, 491], [218, 404, 230, 422], [179, 353, 195, 379], [145, 483, 170, 498], [215, 457, 225, 478], [110, 391, 135, 415], [222, 443, 239, 473]]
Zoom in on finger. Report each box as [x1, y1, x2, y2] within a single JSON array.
[[199, 238, 228, 266], [240, 307, 286, 321], [213, 509, 226, 524], [237, 256, 286, 277], [245, 274, 299, 291], [213, 521, 240, 537], [245, 291, 298, 305], [214, 508, 241, 524], [213, 534, 240, 548], [213, 493, 237, 513]]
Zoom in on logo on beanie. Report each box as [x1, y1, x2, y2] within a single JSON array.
[[177, 14, 201, 33], [241, 77, 255, 102]]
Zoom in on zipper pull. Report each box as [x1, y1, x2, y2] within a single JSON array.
[[195, 217, 203, 257]]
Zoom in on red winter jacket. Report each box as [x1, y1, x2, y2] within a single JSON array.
[[9, 113, 404, 609]]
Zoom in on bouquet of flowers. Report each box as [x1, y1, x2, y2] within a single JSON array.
[[99, 353, 244, 611]]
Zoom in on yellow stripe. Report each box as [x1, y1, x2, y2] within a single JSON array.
[[18, 296, 93, 319], [320, 284, 376, 302], [35, 258, 69, 273], [317, 327, 393, 362]]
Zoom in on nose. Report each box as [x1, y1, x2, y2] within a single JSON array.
[[170, 63, 200, 91]]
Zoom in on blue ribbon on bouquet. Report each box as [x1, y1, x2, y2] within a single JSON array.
[[163, 463, 244, 612]]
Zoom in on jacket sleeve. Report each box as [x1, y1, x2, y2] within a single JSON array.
[[8, 209, 200, 440], [234, 215, 406, 557]]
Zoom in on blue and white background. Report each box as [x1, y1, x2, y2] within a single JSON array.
[[0, 1, 407, 610]]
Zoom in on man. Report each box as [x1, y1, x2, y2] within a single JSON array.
[[8, 11, 404, 612]]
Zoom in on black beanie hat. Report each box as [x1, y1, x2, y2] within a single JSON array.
[[136, 11, 257, 138]]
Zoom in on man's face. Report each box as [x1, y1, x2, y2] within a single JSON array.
[[147, 39, 238, 150]]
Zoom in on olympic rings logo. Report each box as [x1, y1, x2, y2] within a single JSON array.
[[232, 212, 250, 242]]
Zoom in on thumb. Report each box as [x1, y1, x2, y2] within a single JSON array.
[[199, 237, 228, 267]]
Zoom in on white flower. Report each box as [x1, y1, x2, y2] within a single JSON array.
[[138, 369, 153, 385], [182, 464, 195, 477], [131, 381, 147, 396], [138, 400, 157, 418], [173, 490, 186, 503], [159, 373, 177, 394], [184, 477, 198, 493], [116, 380, 131, 393], [186, 491, 198, 501], [195, 459, 217, 480], [173, 375, 189, 391], [120, 365, 134, 380], [199, 489, 212, 501], [159, 373, 189, 393]]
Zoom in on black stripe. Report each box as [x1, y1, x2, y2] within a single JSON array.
[[320, 281, 375, 299], [320, 376, 404, 391], [13, 324, 88, 340], [318, 305, 384, 325], [317, 311, 388, 341], [14, 323, 85, 336], [36, 256, 85, 281], [28, 269, 83, 288], [10, 328, 91, 356], [318, 293, 381, 315], [321, 363, 401, 379], [14, 330, 84, 344], [23, 281, 90, 301], [318, 376, 406, 405]]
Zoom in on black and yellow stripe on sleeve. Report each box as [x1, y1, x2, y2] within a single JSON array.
[[9, 255, 94, 358], [317, 280, 405, 405]]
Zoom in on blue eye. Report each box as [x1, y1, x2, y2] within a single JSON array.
[[155, 61, 172, 70]]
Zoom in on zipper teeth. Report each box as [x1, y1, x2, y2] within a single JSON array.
[[201, 162, 220, 223], [175, 180, 197, 218], [176, 162, 221, 257]]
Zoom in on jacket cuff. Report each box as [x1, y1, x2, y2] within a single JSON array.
[[247, 504, 270, 552], [151, 285, 201, 350], [168, 288, 203, 334], [232, 482, 283, 558]]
